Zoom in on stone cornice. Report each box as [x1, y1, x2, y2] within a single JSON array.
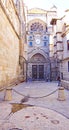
[[56, 50, 63, 52], [61, 32, 66, 37], [0, 0, 20, 39], [28, 8, 47, 14], [56, 41, 63, 43], [56, 32, 62, 34], [62, 57, 69, 61]]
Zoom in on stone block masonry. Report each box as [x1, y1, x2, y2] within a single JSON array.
[[61, 80, 69, 90], [0, 1, 20, 89]]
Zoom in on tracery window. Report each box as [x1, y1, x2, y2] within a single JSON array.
[[30, 22, 43, 32]]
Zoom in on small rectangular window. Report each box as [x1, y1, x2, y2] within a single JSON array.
[[67, 40, 69, 50], [29, 36, 33, 40], [44, 42, 47, 46], [44, 36, 47, 39], [29, 42, 32, 46], [68, 61, 69, 72]]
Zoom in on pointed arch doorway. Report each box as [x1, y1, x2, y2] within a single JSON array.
[[27, 53, 50, 81]]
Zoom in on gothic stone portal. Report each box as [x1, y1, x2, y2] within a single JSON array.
[[27, 53, 50, 81]]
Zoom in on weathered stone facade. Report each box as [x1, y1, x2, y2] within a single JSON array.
[[15, 0, 27, 82], [0, 0, 26, 89], [51, 9, 69, 88], [61, 10, 69, 88], [0, 1, 69, 88], [26, 6, 69, 83], [26, 7, 57, 81]]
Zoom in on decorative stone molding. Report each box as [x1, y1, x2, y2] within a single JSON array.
[[56, 41, 63, 43], [56, 32, 62, 34], [28, 49, 50, 62]]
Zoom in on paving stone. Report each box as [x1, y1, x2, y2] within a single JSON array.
[[0, 81, 69, 130], [0, 102, 12, 120], [9, 106, 69, 130]]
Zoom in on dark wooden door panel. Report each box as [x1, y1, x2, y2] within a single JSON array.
[[32, 65, 37, 79], [39, 65, 44, 79]]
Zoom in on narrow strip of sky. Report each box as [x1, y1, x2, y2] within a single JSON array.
[[24, 0, 69, 16]]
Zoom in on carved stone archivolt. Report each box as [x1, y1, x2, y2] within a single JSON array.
[[30, 53, 46, 63], [28, 49, 49, 62]]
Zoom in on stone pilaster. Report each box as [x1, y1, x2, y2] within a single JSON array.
[[56, 19, 63, 60]]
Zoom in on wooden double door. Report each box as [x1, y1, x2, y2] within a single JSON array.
[[32, 65, 44, 80]]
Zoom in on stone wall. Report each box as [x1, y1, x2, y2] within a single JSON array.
[[0, 1, 20, 89], [61, 80, 69, 90], [61, 15, 69, 82], [62, 59, 69, 81]]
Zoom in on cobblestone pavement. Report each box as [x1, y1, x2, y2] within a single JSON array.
[[0, 81, 69, 130]]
